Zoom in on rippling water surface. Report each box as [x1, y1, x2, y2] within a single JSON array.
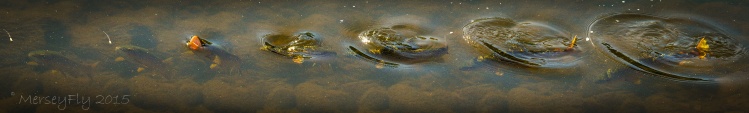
[[2, 0, 749, 112]]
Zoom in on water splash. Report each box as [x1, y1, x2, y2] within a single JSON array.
[[589, 13, 748, 82], [463, 17, 584, 68]]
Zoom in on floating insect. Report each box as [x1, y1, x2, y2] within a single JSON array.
[[696, 37, 709, 59]]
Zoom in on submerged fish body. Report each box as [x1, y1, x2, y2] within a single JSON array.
[[27, 50, 91, 78], [115, 45, 173, 76], [589, 14, 748, 82], [350, 26, 449, 66], [463, 18, 583, 68], [186, 36, 242, 74], [197, 45, 242, 70], [359, 27, 448, 60], [600, 43, 710, 82], [480, 41, 581, 67]]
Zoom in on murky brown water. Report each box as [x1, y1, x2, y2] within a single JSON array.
[[2, 0, 749, 112]]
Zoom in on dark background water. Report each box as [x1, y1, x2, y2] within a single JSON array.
[[1, 0, 749, 112]]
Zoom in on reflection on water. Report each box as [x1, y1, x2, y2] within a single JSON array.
[[2, 0, 749, 112]]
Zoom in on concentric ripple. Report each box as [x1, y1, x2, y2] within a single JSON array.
[[463, 18, 584, 68], [350, 25, 448, 66], [589, 13, 748, 81], [262, 32, 332, 63], [359, 27, 448, 59]]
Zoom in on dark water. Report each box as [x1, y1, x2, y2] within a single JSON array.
[[2, 0, 749, 112]]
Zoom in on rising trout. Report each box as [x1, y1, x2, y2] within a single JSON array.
[[115, 45, 174, 78], [185, 35, 242, 75]]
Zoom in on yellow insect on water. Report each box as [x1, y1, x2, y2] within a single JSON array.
[[696, 37, 709, 59], [567, 35, 577, 50]]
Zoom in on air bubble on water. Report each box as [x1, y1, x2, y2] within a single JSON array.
[[622, 1, 625, 3], [10, 92, 14, 96]]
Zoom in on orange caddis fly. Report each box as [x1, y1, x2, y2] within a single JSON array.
[[187, 35, 202, 50]]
